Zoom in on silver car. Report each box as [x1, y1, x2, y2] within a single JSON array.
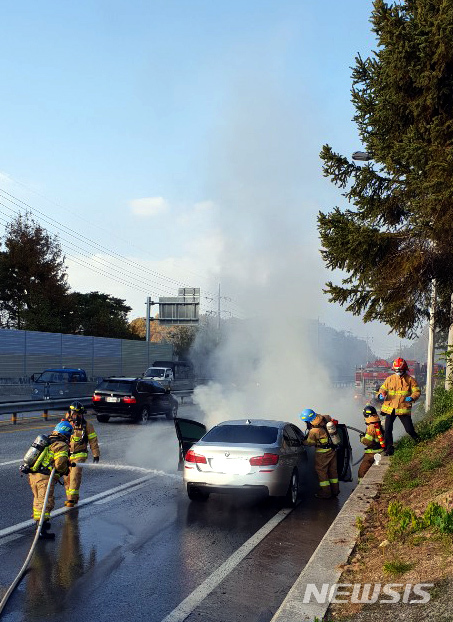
[[174, 418, 309, 506]]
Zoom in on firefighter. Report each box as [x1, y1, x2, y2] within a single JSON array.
[[358, 404, 385, 481], [300, 408, 339, 499], [28, 420, 73, 539], [64, 401, 100, 507], [379, 358, 420, 455]]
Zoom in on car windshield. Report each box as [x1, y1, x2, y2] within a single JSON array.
[[35, 371, 69, 383], [97, 380, 134, 392], [201, 425, 279, 444], [146, 368, 165, 377]]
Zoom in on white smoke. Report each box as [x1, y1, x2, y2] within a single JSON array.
[[189, 67, 359, 431]]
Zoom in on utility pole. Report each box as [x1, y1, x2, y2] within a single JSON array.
[[145, 297, 156, 342], [446, 292, 453, 391], [425, 281, 436, 413]]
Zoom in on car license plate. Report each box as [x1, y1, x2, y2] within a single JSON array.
[[210, 458, 250, 475], [106, 397, 119, 402]]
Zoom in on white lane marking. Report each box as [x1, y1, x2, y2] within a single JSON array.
[[0, 467, 179, 541], [94, 480, 151, 504], [0, 534, 23, 545], [0, 460, 21, 467], [160, 507, 293, 622]]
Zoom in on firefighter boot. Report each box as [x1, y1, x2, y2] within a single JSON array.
[[38, 521, 55, 540]]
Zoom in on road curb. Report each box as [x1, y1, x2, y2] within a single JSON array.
[[271, 457, 390, 622]]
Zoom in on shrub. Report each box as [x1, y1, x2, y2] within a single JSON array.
[[383, 559, 414, 575], [423, 502, 453, 534], [387, 501, 423, 540]]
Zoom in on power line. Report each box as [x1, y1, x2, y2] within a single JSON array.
[[0, 186, 245, 315], [1, 174, 227, 291]]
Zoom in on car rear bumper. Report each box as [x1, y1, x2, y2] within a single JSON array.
[[187, 483, 270, 496], [92, 406, 138, 418], [184, 471, 289, 497]]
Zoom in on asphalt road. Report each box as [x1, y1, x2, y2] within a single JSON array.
[[0, 405, 355, 622]]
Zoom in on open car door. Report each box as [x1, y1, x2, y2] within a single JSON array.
[[336, 424, 352, 482], [174, 417, 207, 471]]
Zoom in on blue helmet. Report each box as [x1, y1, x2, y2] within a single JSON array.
[[54, 421, 73, 438], [300, 408, 317, 422]]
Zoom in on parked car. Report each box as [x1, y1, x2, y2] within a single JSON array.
[[149, 360, 195, 390], [142, 366, 174, 388], [31, 368, 94, 400], [92, 377, 179, 423], [174, 417, 310, 506]]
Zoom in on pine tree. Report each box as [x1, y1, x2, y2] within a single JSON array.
[[0, 212, 69, 330], [318, 0, 453, 338]]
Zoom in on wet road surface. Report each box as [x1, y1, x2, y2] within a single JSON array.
[[0, 406, 356, 622]]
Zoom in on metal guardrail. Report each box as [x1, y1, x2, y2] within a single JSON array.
[[0, 397, 93, 424], [0, 397, 93, 416], [0, 391, 194, 424]]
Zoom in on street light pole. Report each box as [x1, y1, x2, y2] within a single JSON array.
[[425, 281, 436, 413], [446, 292, 453, 391], [352, 151, 373, 161], [351, 149, 442, 405]]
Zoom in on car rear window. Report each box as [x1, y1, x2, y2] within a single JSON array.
[[201, 425, 279, 444], [97, 380, 134, 392]]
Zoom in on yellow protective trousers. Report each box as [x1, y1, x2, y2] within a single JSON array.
[[29, 472, 57, 521], [64, 460, 85, 503], [315, 449, 339, 498]]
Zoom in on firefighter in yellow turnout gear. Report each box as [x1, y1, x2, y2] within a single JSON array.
[[358, 404, 385, 481], [300, 409, 339, 499], [27, 420, 73, 539], [379, 358, 420, 455], [64, 401, 100, 507]]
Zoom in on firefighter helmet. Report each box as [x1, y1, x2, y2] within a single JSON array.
[[300, 408, 317, 422], [69, 401, 86, 415], [363, 404, 380, 423], [392, 358, 408, 374], [54, 421, 73, 439], [363, 404, 377, 417]]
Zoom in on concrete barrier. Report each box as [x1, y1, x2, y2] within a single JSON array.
[[271, 457, 390, 622]]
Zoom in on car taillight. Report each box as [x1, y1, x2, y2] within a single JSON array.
[[185, 449, 207, 464], [122, 396, 137, 404], [249, 453, 279, 466], [92, 394, 101, 402]]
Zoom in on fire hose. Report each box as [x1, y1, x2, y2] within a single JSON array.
[[0, 467, 57, 615]]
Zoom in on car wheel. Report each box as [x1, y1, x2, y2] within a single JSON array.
[[187, 486, 210, 502], [285, 469, 299, 508], [96, 415, 110, 423], [166, 405, 178, 420], [139, 406, 150, 423]]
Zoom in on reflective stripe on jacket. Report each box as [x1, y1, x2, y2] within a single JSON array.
[[67, 417, 100, 461], [361, 423, 384, 453], [31, 436, 70, 475], [379, 373, 420, 415], [303, 415, 335, 452]]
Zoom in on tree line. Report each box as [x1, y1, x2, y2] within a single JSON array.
[[0, 212, 136, 337]]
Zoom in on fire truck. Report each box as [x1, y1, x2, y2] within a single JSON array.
[[354, 359, 393, 406], [355, 359, 441, 406]]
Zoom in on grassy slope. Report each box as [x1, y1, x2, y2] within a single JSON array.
[[328, 387, 453, 621]]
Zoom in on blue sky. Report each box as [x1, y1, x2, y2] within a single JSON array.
[[0, 0, 409, 357]]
